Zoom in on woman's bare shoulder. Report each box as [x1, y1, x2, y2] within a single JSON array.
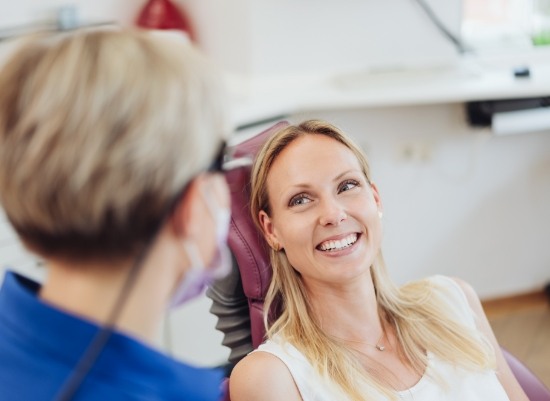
[[229, 350, 302, 401]]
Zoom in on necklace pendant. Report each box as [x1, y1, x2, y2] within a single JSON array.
[[375, 344, 385, 351]]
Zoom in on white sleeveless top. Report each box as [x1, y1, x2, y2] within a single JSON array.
[[254, 276, 510, 401]]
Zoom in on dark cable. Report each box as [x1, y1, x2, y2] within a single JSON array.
[[412, 0, 469, 54], [53, 241, 152, 401]]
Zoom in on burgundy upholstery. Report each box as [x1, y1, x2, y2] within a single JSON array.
[[222, 120, 550, 400], [225, 121, 289, 348]]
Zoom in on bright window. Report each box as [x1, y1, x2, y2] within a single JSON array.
[[462, 0, 542, 52]]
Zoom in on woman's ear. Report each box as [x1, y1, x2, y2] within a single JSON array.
[[258, 210, 280, 251], [170, 176, 204, 239], [370, 182, 383, 215]]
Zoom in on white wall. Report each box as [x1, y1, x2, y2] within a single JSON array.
[[187, 0, 461, 77]]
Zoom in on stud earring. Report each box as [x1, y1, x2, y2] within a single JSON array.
[[378, 210, 383, 219]]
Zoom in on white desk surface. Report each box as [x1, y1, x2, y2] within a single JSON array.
[[229, 48, 550, 127]]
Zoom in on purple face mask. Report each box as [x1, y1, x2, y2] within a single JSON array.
[[169, 198, 231, 308]]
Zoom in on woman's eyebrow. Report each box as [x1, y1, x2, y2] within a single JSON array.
[[332, 169, 361, 182], [284, 169, 361, 191], [286, 183, 312, 190]]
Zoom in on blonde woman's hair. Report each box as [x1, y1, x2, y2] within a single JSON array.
[[250, 120, 494, 400], [0, 29, 228, 261]]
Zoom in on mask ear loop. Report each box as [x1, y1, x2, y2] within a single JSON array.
[[199, 176, 231, 245], [167, 240, 204, 308], [202, 185, 220, 220]]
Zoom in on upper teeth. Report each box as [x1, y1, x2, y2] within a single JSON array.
[[319, 233, 358, 251]]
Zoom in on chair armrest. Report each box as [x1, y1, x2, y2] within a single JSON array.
[[502, 347, 550, 401]]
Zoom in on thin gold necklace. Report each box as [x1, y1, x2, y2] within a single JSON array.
[[330, 330, 386, 352]]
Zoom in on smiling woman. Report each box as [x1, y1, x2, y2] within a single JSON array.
[[228, 120, 529, 401], [256, 133, 382, 287]]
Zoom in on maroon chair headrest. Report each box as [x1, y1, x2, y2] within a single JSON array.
[[225, 121, 289, 348]]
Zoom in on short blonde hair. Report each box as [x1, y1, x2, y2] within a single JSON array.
[[0, 29, 228, 261]]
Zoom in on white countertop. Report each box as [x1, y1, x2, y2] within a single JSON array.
[[229, 48, 550, 127]]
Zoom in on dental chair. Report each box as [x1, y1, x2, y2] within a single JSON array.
[[208, 121, 550, 401]]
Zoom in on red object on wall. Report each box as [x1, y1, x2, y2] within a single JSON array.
[[135, 0, 194, 40]]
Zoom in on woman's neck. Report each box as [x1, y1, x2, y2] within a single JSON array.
[[308, 273, 385, 343], [40, 250, 178, 346]]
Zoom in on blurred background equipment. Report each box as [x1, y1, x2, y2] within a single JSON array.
[[135, 0, 194, 41]]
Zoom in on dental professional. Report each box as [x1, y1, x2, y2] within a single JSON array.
[[230, 120, 528, 401], [0, 29, 231, 400]]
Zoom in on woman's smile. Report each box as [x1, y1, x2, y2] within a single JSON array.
[[316, 232, 360, 253]]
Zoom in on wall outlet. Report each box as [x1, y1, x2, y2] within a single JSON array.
[[397, 140, 434, 162]]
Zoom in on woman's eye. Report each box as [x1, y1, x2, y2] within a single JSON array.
[[289, 194, 311, 207], [339, 180, 359, 193]]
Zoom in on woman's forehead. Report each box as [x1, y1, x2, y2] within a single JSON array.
[[273, 134, 357, 168], [267, 135, 362, 189]]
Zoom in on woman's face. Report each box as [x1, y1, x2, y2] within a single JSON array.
[[259, 134, 383, 287]]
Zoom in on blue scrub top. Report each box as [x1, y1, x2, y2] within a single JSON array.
[[0, 271, 225, 401]]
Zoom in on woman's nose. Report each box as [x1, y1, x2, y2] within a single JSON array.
[[318, 197, 347, 226]]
